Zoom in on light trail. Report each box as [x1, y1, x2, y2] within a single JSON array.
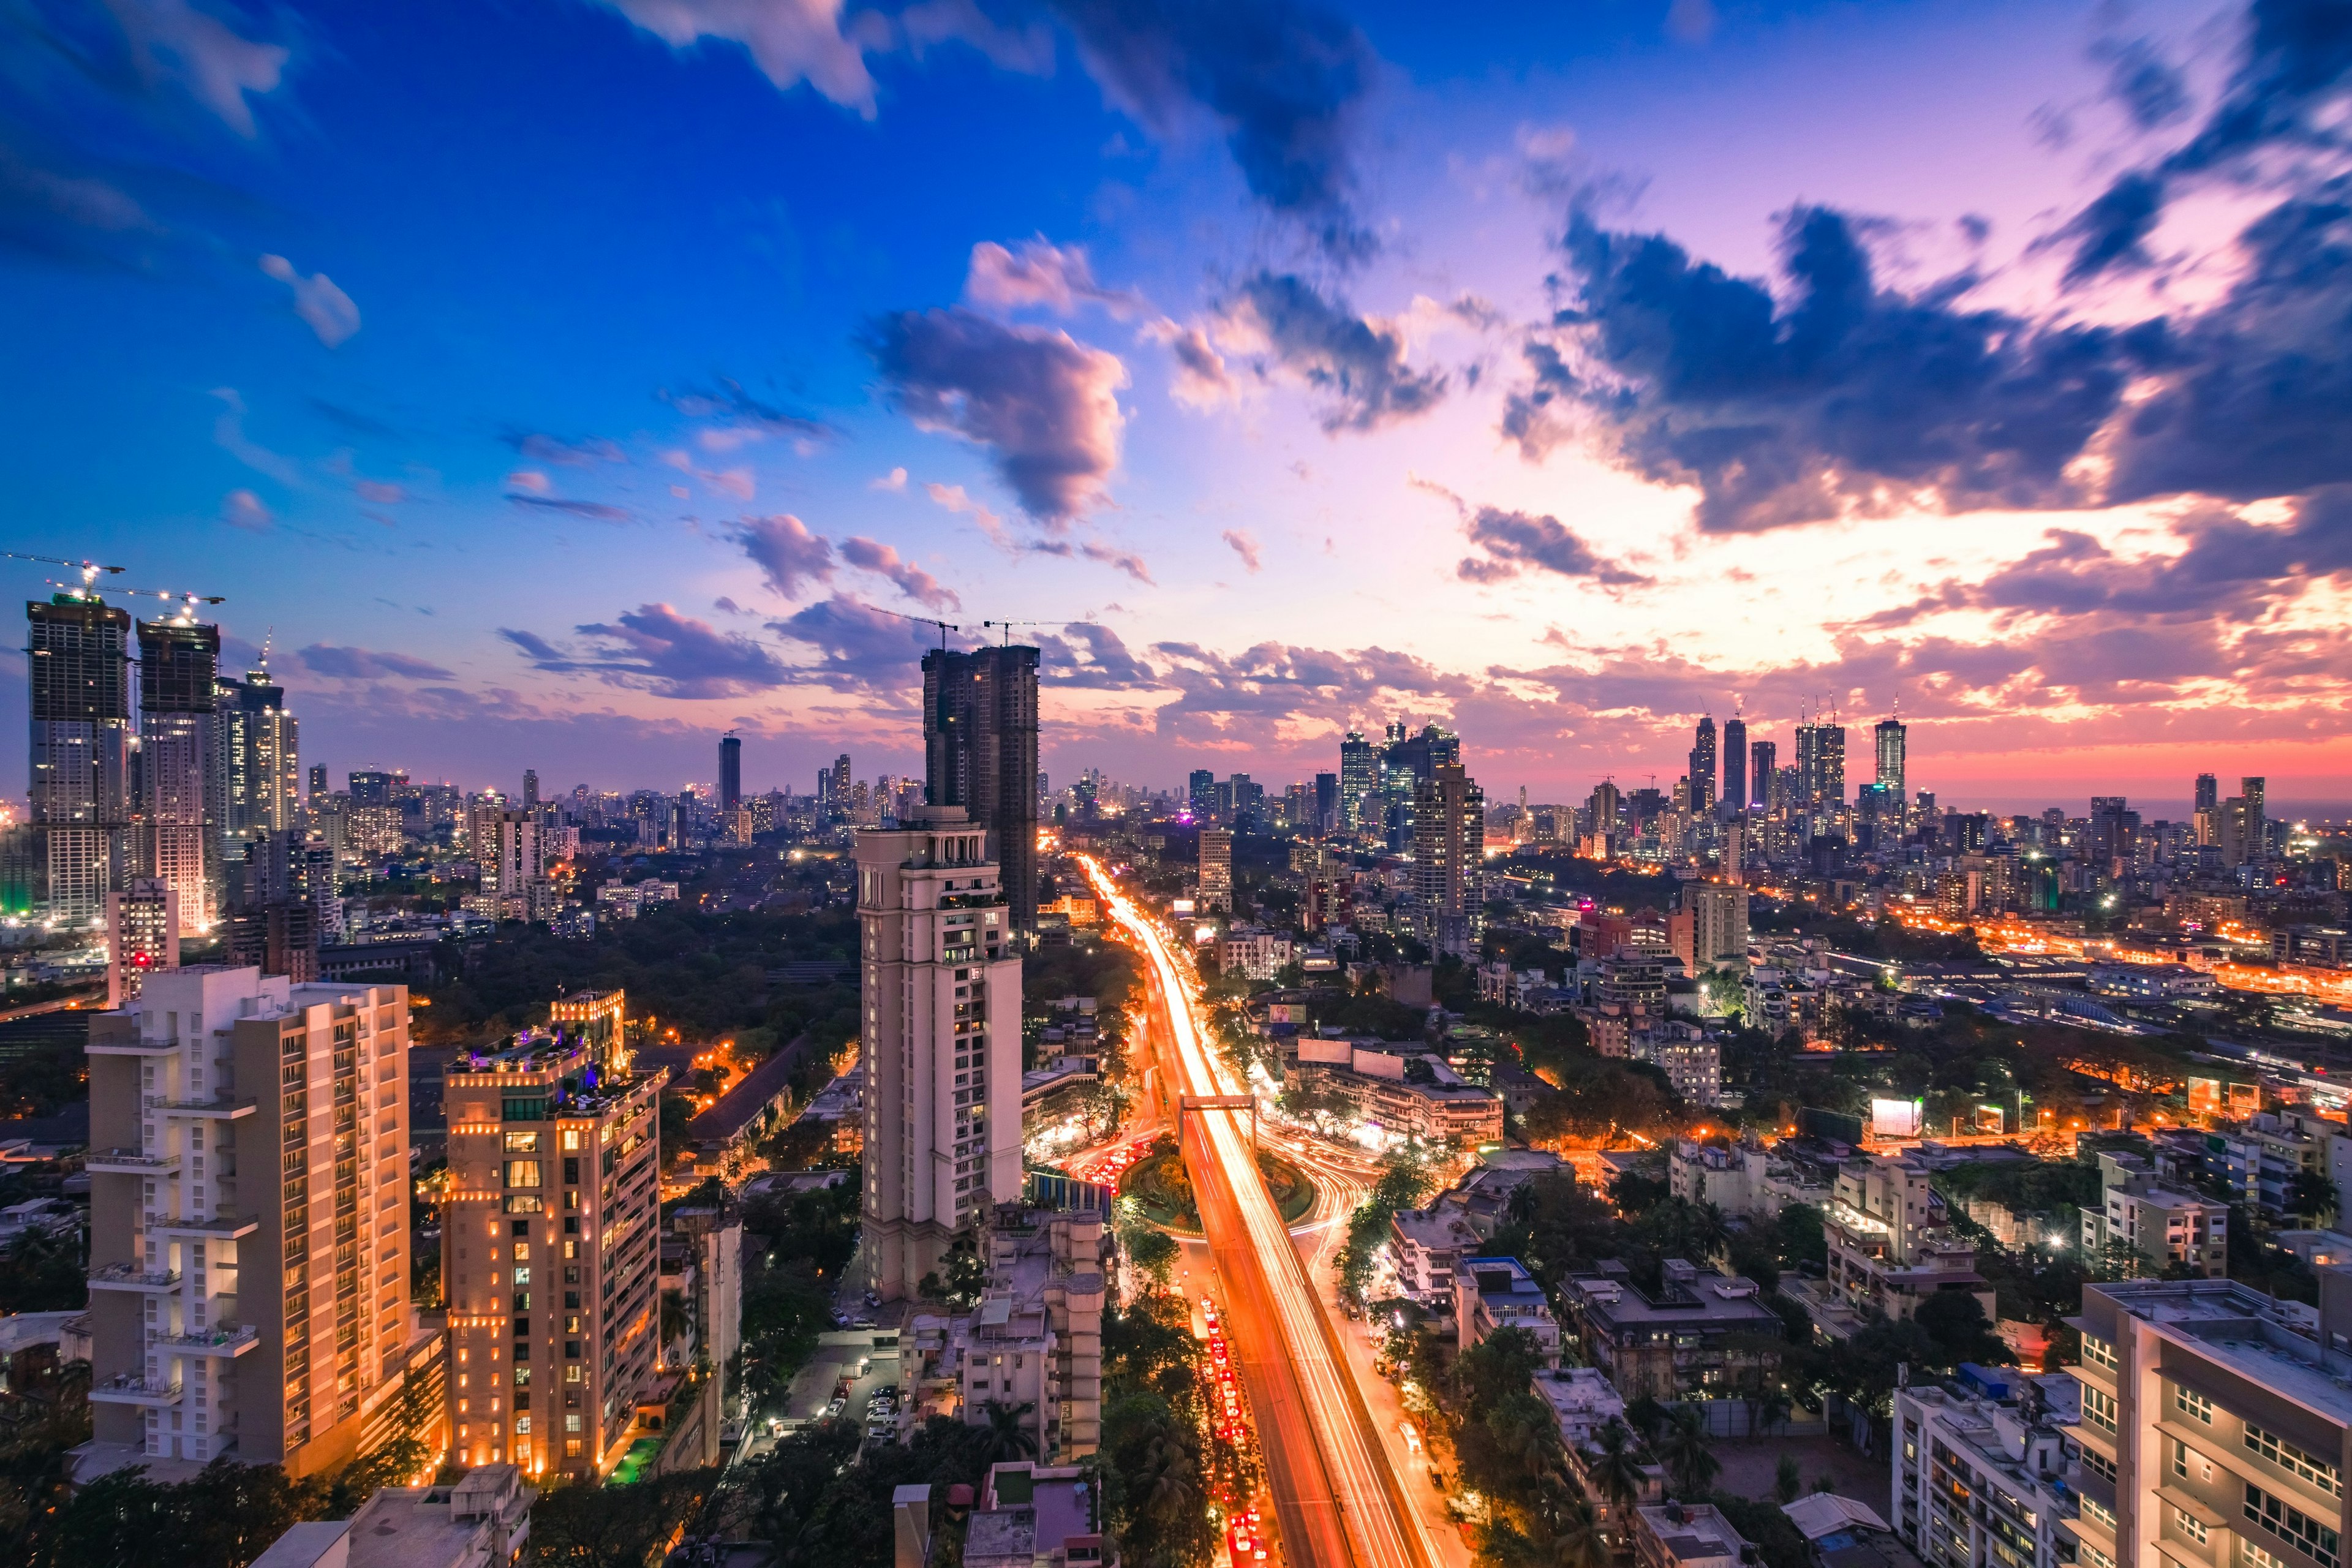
[[1082, 856, 1440, 1568]]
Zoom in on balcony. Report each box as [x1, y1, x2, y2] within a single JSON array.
[[86, 1147, 184, 1175], [154, 1322, 259, 1358], [89, 1261, 181, 1292], [91, 1373, 184, 1407], [88, 1035, 184, 1056], [147, 1097, 258, 1121], [150, 1213, 261, 1240]]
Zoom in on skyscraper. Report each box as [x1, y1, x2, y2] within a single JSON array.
[[1198, 827, 1233, 913], [717, 734, 741, 812], [2195, 772, 2218, 812], [1722, 716, 1746, 817], [442, 1000, 665, 1476], [1187, 768, 1216, 818], [1412, 761, 1485, 958], [1795, 720, 1845, 819], [522, 769, 539, 809], [1313, 772, 1340, 835], [216, 658, 299, 892], [2242, 775, 2267, 863], [1875, 716, 1907, 798], [1339, 729, 1376, 832], [1749, 741, 1775, 809], [78, 967, 414, 1482], [307, 764, 327, 804], [136, 616, 220, 935], [28, 593, 134, 922], [921, 644, 1041, 930], [856, 808, 1020, 1300], [1687, 716, 1717, 814]]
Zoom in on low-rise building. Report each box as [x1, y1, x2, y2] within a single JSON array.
[[1454, 1256, 1562, 1365], [960, 1461, 1112, 1568], [1669, 1137, 1832, 1219], [249, 1464, 533, 1568], [1634, 1501, 1753, 1568], [1219, 927, 1294, 982], [1289, 1038, 1504, 1147], [1891, 1382, 2075, 1568], [2080, 1152, 2227, 1276], [900, 1205, 1107, 1461], [1389, 1208, 1482, 1298], [1559, 1258, 1781, 1400], [1825, 1156, 1995, 1325]]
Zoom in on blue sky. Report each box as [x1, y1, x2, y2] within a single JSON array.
[[3, 0, 2347, 814]]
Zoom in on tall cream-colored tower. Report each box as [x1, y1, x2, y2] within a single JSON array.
[[856, 806, 1022, 1300], [77, 966, 412, 1482]]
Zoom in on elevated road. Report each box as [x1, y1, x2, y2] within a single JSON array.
[[1084, 858, 1439, 1568]]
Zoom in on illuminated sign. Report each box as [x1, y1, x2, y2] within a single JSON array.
[[1869, 1097, 1924, 1138]]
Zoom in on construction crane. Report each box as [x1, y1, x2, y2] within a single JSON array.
[[878, 606, 959, 651], [981, 619, 1047, 646], [2, 552, 124, 579], [42, 579, 224, 614]]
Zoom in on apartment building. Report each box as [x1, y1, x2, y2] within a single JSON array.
[[1559, 1258, 1782, 1400], [1892, 1378, 2078, 1568], [1669, 1136, 1833, 1220], [1289, 1037, 1504, 1147], [77, 966, 413, 1483], [856, 807, 1022, 1302], [442, 1023, 666, 1479], [1634, 1502, 1755, 1568], [1826, 1155, 1996, 1325], [2081, 1152, 2229, 1277], [2068, 1276, 2352, 1568], [1455, 1255, 1563, 1365], [899, 1205, 1108, 1461]]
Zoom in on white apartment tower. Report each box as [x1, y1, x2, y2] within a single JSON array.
[[857, 806, 1022, 1300], [78, 966, 412, 1482]]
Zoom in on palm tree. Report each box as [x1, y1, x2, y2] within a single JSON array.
[[1585, 1419, 1647, 1526], [979, 1400, 1041, 1466], [1688, 1202, 1731, 1262], [1506, 1180, 1539, 1229], [1536, 1490, 1610, 1568], [1659, 1405, 1720, 1498], [1139, 1426, 1201, 1526], [1755, 1385, 1793, 1439]]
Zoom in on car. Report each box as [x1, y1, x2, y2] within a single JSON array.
[[826, 1398, 845, 1417]]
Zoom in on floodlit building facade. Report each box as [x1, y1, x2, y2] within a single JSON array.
[[442, 1024, 666, 1479], [77, 966, 413, 1482]]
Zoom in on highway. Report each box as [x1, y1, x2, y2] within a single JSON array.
[[1082, 857, 1441, 1568]]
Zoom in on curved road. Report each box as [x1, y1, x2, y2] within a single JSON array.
[[1084, 858, 1441, 1568]]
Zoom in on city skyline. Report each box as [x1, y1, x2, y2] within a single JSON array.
[[6, 0, 2351, 810]]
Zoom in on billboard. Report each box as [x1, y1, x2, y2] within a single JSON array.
[[1871, 1097, 1924, 1139], [1268, 1003, 1305, 1025]]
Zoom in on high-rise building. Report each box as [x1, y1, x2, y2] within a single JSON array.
[[1413, 761, 1485, 958], [307, 764, 328, 804], [717, 734, 741, 812], [1688, 881, 1748, 970], [1749, 741, 1776, 809], [1187, 768, 1217, 818], [1687, 717, 1717, 815], [854, 807, 1020, 1300], [2243, 775, 2267, 863], [481, 810, 541, 903], [105, 878, 178, 1006], [28, 593, 134, 922], [1875, 716, 1907, 799], [828, 753, 853, 823], [1339, 730, 1376, 832], [2062, 1275, 2352, 1568], [77, 966, 413, 1483], [2195, 772, 2219, 812], [1198, 827, 1234, 913], [216, 658, 299, 874], [135, 616, 221, 935], [1313, 772, 1340, 835], [349, 770, 397, 807], [922, 645, 1041, 930], [522, 769, 539, 809], [1721, 717, 1746, 817], [2087, 796, 2138, 873], [442, 1013, 665, 1477], [1795, 720, 1845, 817]]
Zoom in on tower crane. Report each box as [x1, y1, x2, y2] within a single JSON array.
[[981, 619, 1047, 646], [877, 606, 959, 651]]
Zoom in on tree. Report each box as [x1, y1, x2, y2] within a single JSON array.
[[1915, 1292, 2011, 1369], [1533, 1487, 1610, 1568], [1585, 1419, 1648, 1527], [2286, 1169, 2337, 1225], [1774, 1455, 1802, 1504], [1657, 1406, 1719, 1498], [1123, 1224, 1178, 1290], [979, 1401, 1041, 1466]]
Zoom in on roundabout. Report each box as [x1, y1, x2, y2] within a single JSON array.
[[1119, 1138, 1317, 1234]]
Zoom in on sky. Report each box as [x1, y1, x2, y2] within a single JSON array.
[[2, 0, 2350, 818]]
